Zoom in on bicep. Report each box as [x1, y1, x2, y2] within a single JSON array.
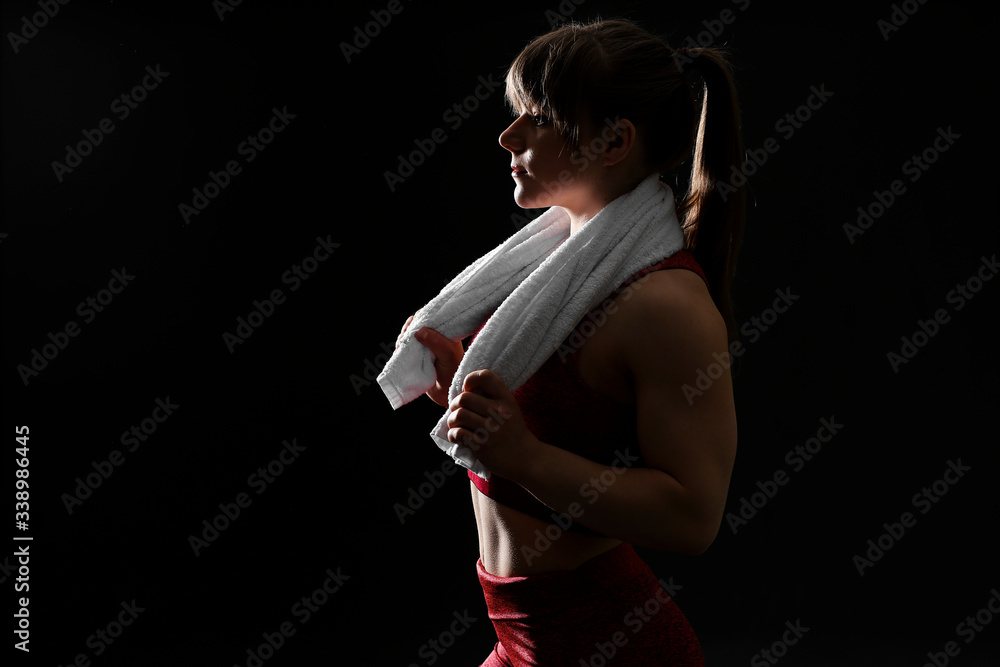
[[628, 283, 738, 520]]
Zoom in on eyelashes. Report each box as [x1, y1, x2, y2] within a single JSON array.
[[509, 108, 553, 127]]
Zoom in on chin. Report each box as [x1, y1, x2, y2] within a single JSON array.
[[513, 186, 551, 211]]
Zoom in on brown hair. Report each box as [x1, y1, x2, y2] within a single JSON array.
[[505, 19, 746, 343]]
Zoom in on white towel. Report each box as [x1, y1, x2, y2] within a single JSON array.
[[377, 172, 685, 479]]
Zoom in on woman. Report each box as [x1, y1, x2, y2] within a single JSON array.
[[399, 18, 743, 666]]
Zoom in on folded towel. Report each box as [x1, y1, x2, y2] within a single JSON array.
[[377, 173, 685, 479]]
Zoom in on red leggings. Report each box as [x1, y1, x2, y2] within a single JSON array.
[[477, 542, 704, 666]]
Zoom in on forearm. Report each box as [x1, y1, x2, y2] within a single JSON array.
[[510, 439, 715, 554]]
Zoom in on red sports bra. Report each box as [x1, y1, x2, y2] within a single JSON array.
[[467, 250, 708, 535]]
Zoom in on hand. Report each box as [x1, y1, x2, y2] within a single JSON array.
[[447, 369, 542, 481], [397, 311, 465, 407], [395, 310, 421, 348]]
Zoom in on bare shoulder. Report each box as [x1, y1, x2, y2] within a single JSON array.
[[613, 269, 729, 372], [616, 268, 724, 337]]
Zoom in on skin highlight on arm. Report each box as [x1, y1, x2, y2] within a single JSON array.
[[448, 269, 737, 555]]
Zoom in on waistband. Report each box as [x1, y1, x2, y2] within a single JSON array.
[[476, 542, 658, 618]]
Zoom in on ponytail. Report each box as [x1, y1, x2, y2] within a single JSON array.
[[677, 47, 746, 345]]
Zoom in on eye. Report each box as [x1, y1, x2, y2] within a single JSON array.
[[531, 113, 551, 126]]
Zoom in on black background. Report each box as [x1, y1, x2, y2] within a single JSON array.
[[2, 0, 998, 665]]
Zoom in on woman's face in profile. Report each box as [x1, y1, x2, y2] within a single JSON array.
[[499, 110, 598, 213]]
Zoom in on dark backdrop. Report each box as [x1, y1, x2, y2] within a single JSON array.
[[3, 1, 998, 665]]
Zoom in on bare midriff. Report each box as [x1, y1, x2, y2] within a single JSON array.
[[471, 482, 622, 577], [470, 280, 638, 578]]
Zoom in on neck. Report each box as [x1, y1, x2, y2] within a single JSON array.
[[567, 173, 651, 235], [568, 210, 597, 236]]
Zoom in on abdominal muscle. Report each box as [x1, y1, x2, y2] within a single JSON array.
[[472, 483, 622, 577]]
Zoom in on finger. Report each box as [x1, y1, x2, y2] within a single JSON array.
[[396, 313, 419, 348], [396, 316, 411, 342], [447, 427, 482, 450], [446, 405, 488, 432], [448, 390, 493, 416], [418, 328, 461, 365], [449, 391, 513, 437], [415, 326, 440, 342], [400, 310, 423, 334], [462, 369, 506, 397]]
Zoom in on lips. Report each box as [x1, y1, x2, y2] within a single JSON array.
[[511, 165, 527, 176]]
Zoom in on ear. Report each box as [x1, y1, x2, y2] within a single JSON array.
[[598, 117, 638, 168]]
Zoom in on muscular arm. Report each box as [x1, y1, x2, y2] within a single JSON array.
[[506, 271, 738, 554]]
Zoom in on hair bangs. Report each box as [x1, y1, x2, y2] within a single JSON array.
[[503, 25, 594, 150]]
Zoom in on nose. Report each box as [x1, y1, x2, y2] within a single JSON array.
[[499, 116, 525, 154]]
